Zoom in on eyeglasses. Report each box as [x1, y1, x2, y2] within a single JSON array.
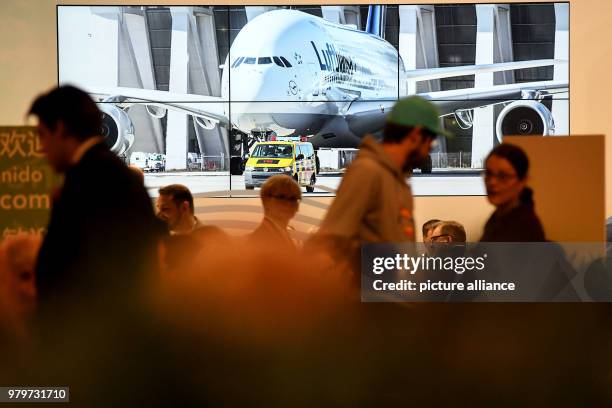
[[430, 234, 452, 243], [481, 170, 518, 183]]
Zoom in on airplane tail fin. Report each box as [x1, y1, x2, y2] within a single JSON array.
[[365, 5, 386, 38]]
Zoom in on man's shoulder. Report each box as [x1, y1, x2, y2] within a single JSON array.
[[72, 144, 134, 183], [66, 144, 149, 205], [80, 144, 125, 170], [248, 220, 273, 242], [345, 155, 385, 176]]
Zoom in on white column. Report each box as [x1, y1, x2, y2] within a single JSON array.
[[166, 7, 190, 170], [58, 7, 118, 87], [343, 6, 361, 29], [120, 7, 164, 154], [398, 5, 440, 95], [121, 8, 156, 89], [321, 6, 346, 24], [471, 4, 513, 168], [89, 7, 121, 87], [552, 3, 569, 135], [192, 7, 227, 163]]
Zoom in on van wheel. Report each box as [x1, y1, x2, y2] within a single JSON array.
[[306, 174, 316, 193]]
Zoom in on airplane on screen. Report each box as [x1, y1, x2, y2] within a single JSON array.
[[85, 8, 568, 156]]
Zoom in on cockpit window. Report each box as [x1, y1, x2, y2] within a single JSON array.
[[237, 56, 291, 68], [258, 57, 272, 65], [231, 57, 244, 68], [273, 57, 284, 67], [280, 57, 292, 67]]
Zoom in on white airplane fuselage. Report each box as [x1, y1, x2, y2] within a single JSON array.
[[220, 9, 402, 145]]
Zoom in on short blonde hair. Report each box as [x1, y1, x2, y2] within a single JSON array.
[[260, 175, 302, 201]]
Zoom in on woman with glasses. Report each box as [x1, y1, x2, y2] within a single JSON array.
[[480, 144, 546, 242]]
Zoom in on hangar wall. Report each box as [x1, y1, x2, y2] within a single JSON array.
[[0, 0, 609, 241]]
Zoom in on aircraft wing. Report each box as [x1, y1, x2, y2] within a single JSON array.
[[86, 86, 229, 126], [344, 78, 567, 135], [418, 80, 568, 116], [406, 59, 566, 82]]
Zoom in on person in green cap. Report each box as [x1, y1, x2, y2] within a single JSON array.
[[313, 96, 451, 250]]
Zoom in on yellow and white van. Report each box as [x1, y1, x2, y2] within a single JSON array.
[[244, 140, 317, 192]]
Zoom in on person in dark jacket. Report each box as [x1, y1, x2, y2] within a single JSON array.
[[480, 143, 546, 242], [29, 86, 160, 311]]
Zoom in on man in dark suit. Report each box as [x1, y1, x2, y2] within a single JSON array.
[[29, 86, 161, 311], [249, 175, 301, 250]]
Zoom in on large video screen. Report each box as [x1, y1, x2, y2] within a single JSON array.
[[58, 4, 569, 197]]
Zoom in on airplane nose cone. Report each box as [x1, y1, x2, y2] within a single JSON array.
[[230, 66, 293, 102], [230, 70, 259, 101]]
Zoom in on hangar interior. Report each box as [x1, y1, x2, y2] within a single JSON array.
[[59, 4, 568, 171]]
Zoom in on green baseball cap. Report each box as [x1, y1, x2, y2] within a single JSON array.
[[387, 96, 453, 138]]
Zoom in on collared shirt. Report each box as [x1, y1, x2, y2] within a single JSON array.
[[171, 216, 204, 236], [71, 136, 105, 166], [259, 216, 296, 247]]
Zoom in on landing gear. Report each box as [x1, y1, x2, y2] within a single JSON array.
[[306, 174, 316, 193], [230, 130, 275, 175], [230, 129, 250, 175], [230, 157, 245, 175]]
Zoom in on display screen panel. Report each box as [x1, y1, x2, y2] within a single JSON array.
[[58, 4, 569, 197]]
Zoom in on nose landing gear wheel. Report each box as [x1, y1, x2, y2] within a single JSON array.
[[306, 174, 316, 193]]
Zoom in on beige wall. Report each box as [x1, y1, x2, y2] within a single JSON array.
[[193, 195, 492, 242], [507, 135, 605, 242], [1, 0, 608, 242]]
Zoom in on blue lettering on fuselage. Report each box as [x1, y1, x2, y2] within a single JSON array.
[[309, 40, 387, 92], [325, 43, 337, 71], [311, 41, 341, 72], [310, 41, 363, 76]]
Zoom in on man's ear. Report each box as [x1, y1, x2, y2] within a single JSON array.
[[402, 126, 422, 147], [410, 126, 424, 142], [181, 201, 190, 213], [54, 120, 67, 137]]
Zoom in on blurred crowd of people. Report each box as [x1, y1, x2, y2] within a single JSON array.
[[1, 86, 611, 405]]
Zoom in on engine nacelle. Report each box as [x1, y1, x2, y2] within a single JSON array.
[[98, 103, 135, 156], [495, 100, 555, 142]]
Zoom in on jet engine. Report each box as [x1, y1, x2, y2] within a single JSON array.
[[98, 103, 135, 156], [495, 100, 555, 142]]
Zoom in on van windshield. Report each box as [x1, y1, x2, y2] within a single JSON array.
[[251, 144, 294, 158]]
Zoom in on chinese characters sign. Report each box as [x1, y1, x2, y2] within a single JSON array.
[[0, 127, 60, 240]]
